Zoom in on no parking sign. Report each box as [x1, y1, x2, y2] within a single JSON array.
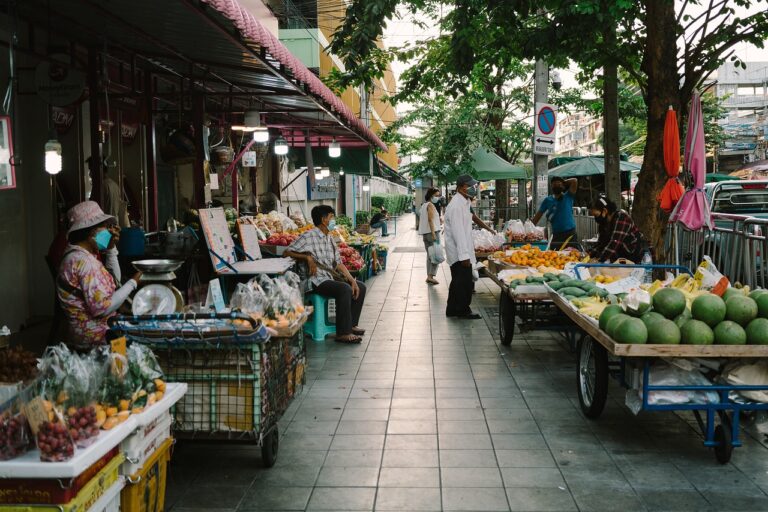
[[533, 102, 557, 155]]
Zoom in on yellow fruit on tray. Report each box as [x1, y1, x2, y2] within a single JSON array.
[[155, 391, 164, 401], [95, 408, 107, 427], [102, 416, 118, 430], [154, 378, 166, 393], [119, 399, 130, 412], [117, 410, 131, 422], [106, 406, 118, 417]]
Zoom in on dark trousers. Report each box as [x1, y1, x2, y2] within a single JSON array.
[[315, 280, 367, 335], [371, 221, 388, 236], [446, 262, 474, 316]]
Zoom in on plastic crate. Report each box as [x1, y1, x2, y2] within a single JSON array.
[[121, 412, 172, 476], [0, 453, 124, 512], [121, 410, 171, 458], [121, 437, 172, 512], [0, 447, 120, 505]]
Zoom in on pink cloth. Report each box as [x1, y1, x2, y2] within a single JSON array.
[[201, 0, 387, 151], [670, 92, 712, 231], [57, 245, 117, 345]]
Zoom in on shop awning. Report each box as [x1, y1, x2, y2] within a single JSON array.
[[17, 0, 387, 151], [470, 147, 529, 181]]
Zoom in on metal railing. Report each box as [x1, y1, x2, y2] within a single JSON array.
[[573, 209, 598, 242]]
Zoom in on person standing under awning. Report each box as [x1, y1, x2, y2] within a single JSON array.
[[444, 175, 481, 319]]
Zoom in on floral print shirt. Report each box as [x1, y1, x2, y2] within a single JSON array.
[[57, 245, 117, 345]]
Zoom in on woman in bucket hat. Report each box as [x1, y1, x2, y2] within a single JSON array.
[[57, 201, 142, 346]]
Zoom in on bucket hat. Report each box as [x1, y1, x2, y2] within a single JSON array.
[[67, 201, 115, 235]]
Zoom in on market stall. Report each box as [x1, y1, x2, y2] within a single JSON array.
[[0, 344, 187, 511], [485, 245, 586, 345], [546, 263, 768, 463], [111, 272, 310, 468]]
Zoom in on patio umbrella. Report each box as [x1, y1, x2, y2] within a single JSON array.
[[670, 92, 712, 231], [547, 157, 640, 178], [658, 106, 685, 213]]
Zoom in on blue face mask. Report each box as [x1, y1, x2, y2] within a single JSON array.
[[466, 186, 478, 198], [431, 196, 441, 204], [328, 219, 337, 230], [94, 229, 112, 251]]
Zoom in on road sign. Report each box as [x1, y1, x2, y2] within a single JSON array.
[[533, 102, 557, 155]]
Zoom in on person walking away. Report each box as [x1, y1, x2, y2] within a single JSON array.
[[370, 208, 390, 237], [444, 175, 481, 319], [285, 205, 367, 344], [588, 195, 649, 263], [419, 188, 443, 285], [532, 176, 578, 249]]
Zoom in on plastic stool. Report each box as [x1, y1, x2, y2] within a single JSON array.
[[306, 293, 336, 342]]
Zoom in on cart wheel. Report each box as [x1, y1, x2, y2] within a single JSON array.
[[576, 336, 608, 419], [261, 428, 279, 468], [714, 424, 733, 464], [499, 293, 515, 346]]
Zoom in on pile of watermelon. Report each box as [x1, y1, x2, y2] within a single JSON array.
[[599, 287, 768, 345]]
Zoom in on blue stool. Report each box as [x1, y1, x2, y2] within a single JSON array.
[[306, 293, 336, 342]]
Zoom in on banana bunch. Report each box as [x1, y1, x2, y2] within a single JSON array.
[[669, 274, 700, 293], [572, 296, 609, 319]]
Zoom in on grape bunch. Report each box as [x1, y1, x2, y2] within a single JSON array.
[[0, 414, 30, 460], [37, 420, 75, 462]]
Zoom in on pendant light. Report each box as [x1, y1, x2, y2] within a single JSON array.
[[274, 136, 289, 155], [44, 138, 62, 175], [328, 138, 341, 158]]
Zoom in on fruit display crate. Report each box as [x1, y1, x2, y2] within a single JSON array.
[[110, 313, 306, 468], [547, 264, 768, 464]]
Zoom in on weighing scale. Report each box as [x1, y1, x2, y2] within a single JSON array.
[[131, 259, 185, 315]]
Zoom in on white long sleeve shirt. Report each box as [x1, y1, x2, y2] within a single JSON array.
[[443, 193, 476, 266]]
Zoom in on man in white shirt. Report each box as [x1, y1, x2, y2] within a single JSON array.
[[444, 174, 481, 319]]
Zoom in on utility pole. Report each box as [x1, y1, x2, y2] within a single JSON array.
[[532, 59, 549, 212]]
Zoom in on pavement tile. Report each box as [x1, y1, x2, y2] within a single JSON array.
[[385, 434, 438, 450], [505, 487, 578, 511], [316, 467, 380, 487], [239, 486, 313, 511], [442, 487, 509, 511], [374, 487, 442, 511], [378, 467, 441, 488], [440, 449, 498, 468], [387, 419, 437, 434], [382, 449, 439, 467], [441, 467, 503, 487], [496, 449, 557, 468], [323, 449, 383, 468], [336, 421, 388, 435], [307, 487, 376, 511], [501, 468, 567, 488]]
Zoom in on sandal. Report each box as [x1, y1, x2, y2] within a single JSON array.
[[335, 334, 363, 344], [426, 277, 439, 285], [352, 327, 366, 335]]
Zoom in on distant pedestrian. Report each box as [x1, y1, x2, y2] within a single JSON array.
[[370, 208, 389, 237], [444, 175, 481, 319], [419, 187, 442, 285]]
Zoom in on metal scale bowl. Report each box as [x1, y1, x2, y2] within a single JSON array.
[[131, 259, 185, 315]]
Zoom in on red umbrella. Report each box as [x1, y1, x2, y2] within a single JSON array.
[[659, 106, 685, 213]]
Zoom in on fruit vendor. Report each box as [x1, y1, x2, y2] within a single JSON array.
[[532, 176, 578, 249], [285, 205, 367, 344], [57, 201, 143, 346], [589, 195, 649, 263]]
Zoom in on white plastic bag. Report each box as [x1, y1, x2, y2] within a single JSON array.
[[639, 363, 719, 406], [506, 220, 526, 242], [428, 241, 446, 265], [723, 360, 768, 403], [523, 220, 546, 241]]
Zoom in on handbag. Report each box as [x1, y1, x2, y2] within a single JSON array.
[[428, 240, 446, 265]]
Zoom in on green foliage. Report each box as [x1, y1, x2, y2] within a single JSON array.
[[355, 210, 370, 225], [336, 215, 353, 231], [371, 194, 411, 215]]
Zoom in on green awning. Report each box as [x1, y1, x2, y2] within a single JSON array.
[[547, 157, 641, 178], [470, 147, 528, 181]]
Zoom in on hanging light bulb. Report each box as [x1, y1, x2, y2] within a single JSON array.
[[274, 137, 289, 155], [321, 168, 330, 178], [339, 169, 345, 176], [44, 138, 62, 175], [328, 138, 341, 158], [253, 127, 270, 143], [362, 183, 370, 192]]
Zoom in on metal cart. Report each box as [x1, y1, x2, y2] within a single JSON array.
[[109, 312, 306, 468], [548, 265, 768, 464]]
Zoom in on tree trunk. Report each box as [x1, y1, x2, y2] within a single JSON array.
[[603, 62, 621, 206], [632, 0, 680, 260], [495, 179, 509, 226]]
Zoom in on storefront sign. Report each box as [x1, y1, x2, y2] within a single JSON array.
[[121, 122, 139, 142], [35, 57, 86, 106], [52, 106, 75, 135], [242, 151, 257, 167]]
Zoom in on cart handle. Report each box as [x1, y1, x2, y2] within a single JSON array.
[[108, 311, 259, 328], [572, 263, 692, 280]]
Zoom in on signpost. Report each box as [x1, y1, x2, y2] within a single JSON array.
[[533, 102, 557, 156]]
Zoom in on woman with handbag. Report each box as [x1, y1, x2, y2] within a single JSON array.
[[419, 188, 443, 285]]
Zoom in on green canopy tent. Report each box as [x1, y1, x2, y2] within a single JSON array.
[[470, 147, 529, 181], [547, 157, 641, 178], [705, 173, 742, 183], [548, 154, 630, 169]]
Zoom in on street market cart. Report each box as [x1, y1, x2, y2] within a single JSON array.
[[109, 312, 305, 468], [546, 266, 768, 464]]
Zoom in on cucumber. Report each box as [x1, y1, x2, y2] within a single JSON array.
[[578, 281, 596, 291], [549, 282, 564, 291], [564, 295, 576, 301], [559, 287, 587, 297], [559, 274, 571, 282], [543, 273, 559, 281], [562, 279, 583, 288], [526, 276, 546, 283]]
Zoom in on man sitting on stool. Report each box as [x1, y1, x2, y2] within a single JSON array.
[[285, 205, 367, 344], [370, 208, 389, 237]]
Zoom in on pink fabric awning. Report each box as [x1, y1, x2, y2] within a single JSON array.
[[201, 0, 387, 152]]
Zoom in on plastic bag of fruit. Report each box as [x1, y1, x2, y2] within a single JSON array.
[[230, 281, 268, 321], [125, 344, 166, 414], [93, 347, 136, 430], [506, 220, 526, 242], [61, 354, 103, 448], [523, 220, 545, 241], [0, 384, 32, 461]]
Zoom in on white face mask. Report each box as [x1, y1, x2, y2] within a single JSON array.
[[431, 197, 441, 204]]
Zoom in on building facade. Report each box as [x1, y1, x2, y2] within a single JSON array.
[[556, 112, 604, 157]]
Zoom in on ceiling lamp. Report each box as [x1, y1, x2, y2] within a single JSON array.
[[321, 168, 330, 178], [252, 127, 270, 143], [328, 139, 341, 158], [339, 169, 345, 176], [274, 137, 289, 156], [231, 109, 261, 131], [44, 138, 62, 175]]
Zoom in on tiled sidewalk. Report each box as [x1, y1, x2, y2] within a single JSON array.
[[167, 215, 768, 511]]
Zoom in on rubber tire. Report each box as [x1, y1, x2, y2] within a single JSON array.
[[261, 428, 279, 468], [714, 424, 733, 464], [576, 336, 609, 419], [499, 293, 515, 346]]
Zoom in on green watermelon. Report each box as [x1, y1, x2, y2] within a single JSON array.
[[691, 294, 726, 327], [748, 289, 768, 301], [722, 287, 746, 301], [681, 320, 714, 345], [725, 296, 758, 326], [614, 317, 648, 344], [673, 308, 692, 329], [757, 294, 768, 319], [599, 305, 624, 331], [640, 311, 666, 330], [647, 319, 681, 345], [652, 288, 687, 319], [714, 320, 747, 345], [745, 318, 768, 345], [606, 314, 631, 339]]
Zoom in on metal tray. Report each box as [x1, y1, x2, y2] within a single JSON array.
[[132, 259, 184, 273]]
